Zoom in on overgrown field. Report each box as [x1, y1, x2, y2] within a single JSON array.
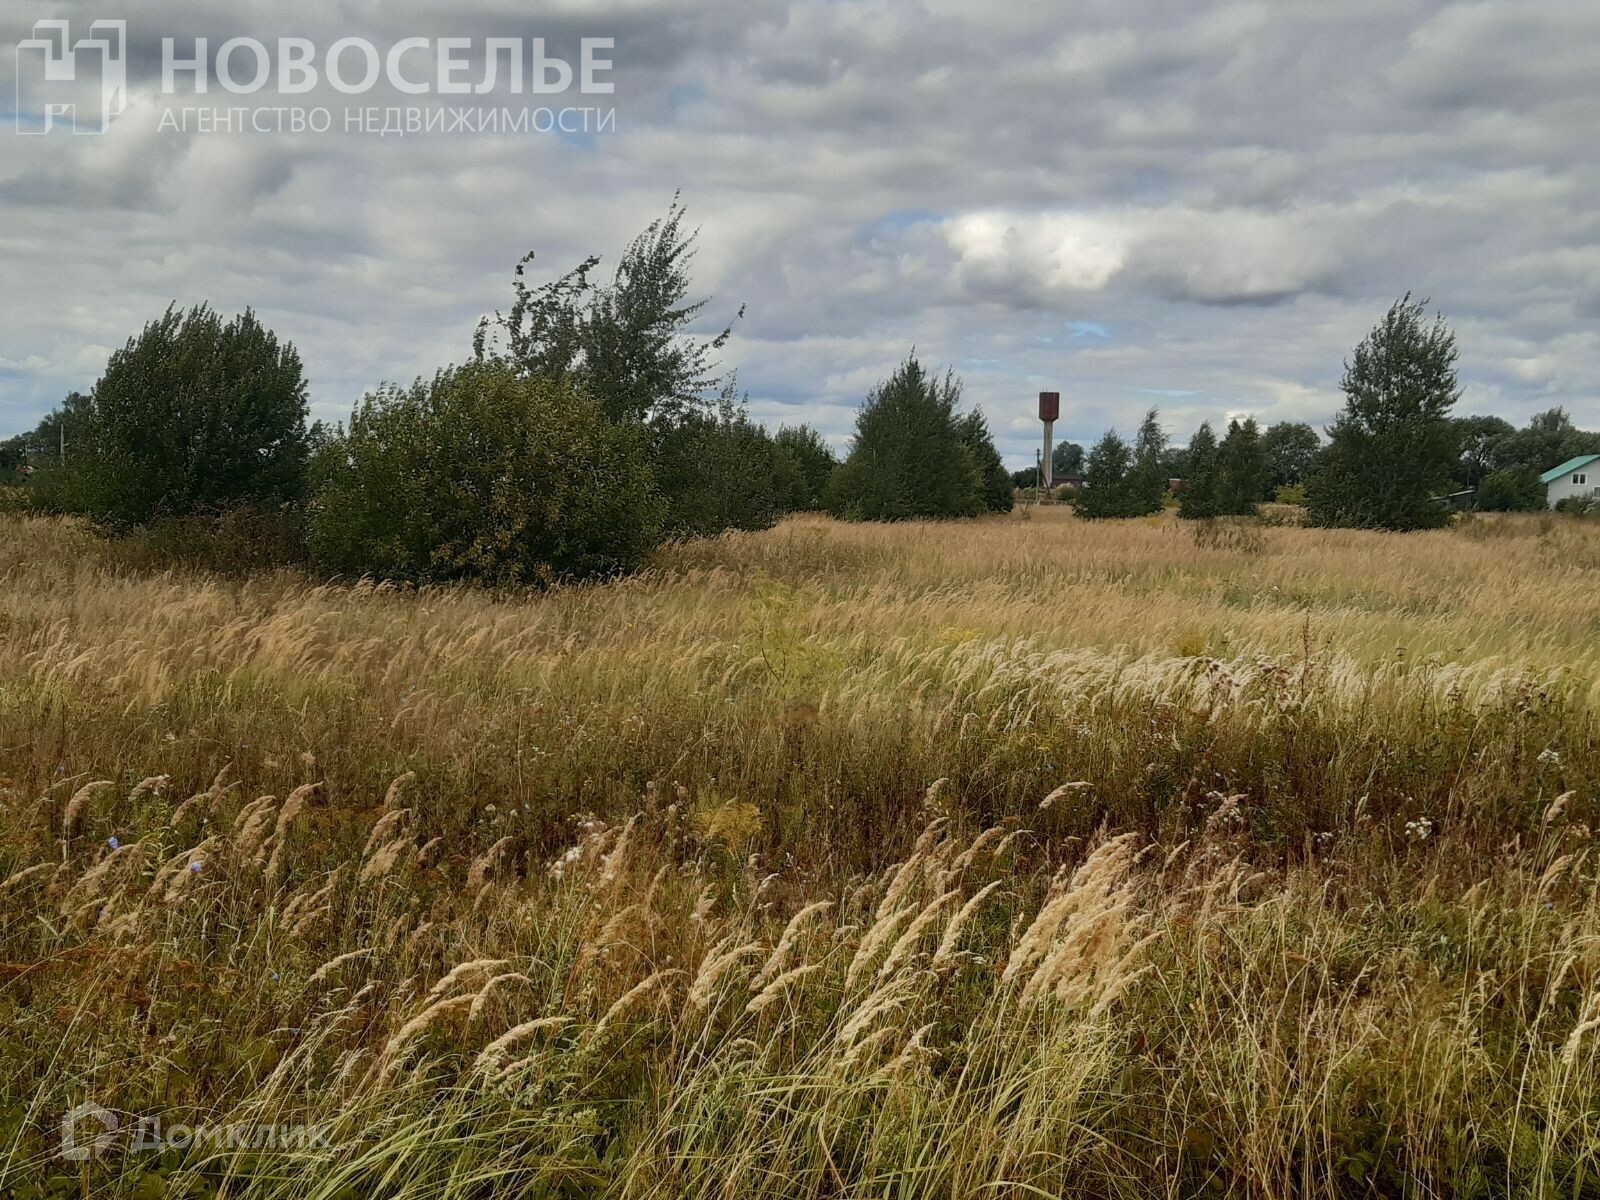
[[2, 508, 1599, 1199]]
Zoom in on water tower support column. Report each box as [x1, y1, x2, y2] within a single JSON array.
[[1039, 392, 1060, 490]]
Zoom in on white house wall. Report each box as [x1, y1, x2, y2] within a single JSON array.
[[1546, 471, 1600, 507]]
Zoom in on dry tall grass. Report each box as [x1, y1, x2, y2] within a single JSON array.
[[1, 508, 1598, 1198]]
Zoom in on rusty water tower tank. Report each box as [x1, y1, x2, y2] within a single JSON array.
[[1039, 391, 1060, 423]]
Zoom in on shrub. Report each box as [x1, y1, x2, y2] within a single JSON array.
[[772, 425, 838, 512], [1274, 484, 1307, 505], [1477, 466, 1547, 512], [118, 506, 308, 575], [55, 305, 308, 527], [654, 397, 783, 539], [307, 362, 661, 586]]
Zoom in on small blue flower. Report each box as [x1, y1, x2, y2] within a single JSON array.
[[106, 836, 120, 850], [189, 861, 203, 873]]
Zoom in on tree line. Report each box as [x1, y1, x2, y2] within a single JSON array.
[[7, 235, 1593, 571], [1021, 296, 1600, 528], [3, 201, 1011, 584]]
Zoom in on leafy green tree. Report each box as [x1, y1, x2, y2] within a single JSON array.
[[0, 435, 25, 475], [475, 197, 743, 426], [1128, 408, 1169, 516], [1178, 422, 1220, 519], [24, 391, 94, 469], [1217, 417, 1268, 516], [1450, 415, 1515, 488], [307, 361, 660, 585], [1261, 421, 1321, 493], [1051, 440, 1084, 478], [1162, 443, 1190, 482], [1076, 429, 1136, 519], [56, 307, 307, 526], [1476, 465, 1547, 512], [1307, 295, 1461, 531], [959, 409, 1014, 513], [1483, 408, 1600, 477], [825, 356, 984, 521], [772, 425, 838, 512]]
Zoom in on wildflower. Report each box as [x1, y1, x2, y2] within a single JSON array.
[[1538, 748, 1563, 767], [106, 836, 119, 850], [1404, 817, 1434, 842], [189, 861, 203, 873]]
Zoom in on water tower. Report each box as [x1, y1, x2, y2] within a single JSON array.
[[1038, 392, 1060, 488]]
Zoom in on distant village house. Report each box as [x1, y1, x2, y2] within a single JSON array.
[[1542, 454, 1600, 508]]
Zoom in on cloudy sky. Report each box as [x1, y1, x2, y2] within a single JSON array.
[[3, 0, 1599, 467]]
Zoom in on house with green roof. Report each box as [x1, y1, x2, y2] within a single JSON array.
[[1541, 454, 1600, 508]]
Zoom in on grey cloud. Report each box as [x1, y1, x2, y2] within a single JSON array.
[[2, 0, 1598, 470]]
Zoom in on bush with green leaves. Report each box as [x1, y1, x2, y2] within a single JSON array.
[[772, 425, 839, 512], [654, 396, 784, 539], [825, 356, 1004, 521], [1476, 465, 1547, 512], [307, 362, 660, 586], [51, 305, 308, 527], [1274, 483, 1308, 505]]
